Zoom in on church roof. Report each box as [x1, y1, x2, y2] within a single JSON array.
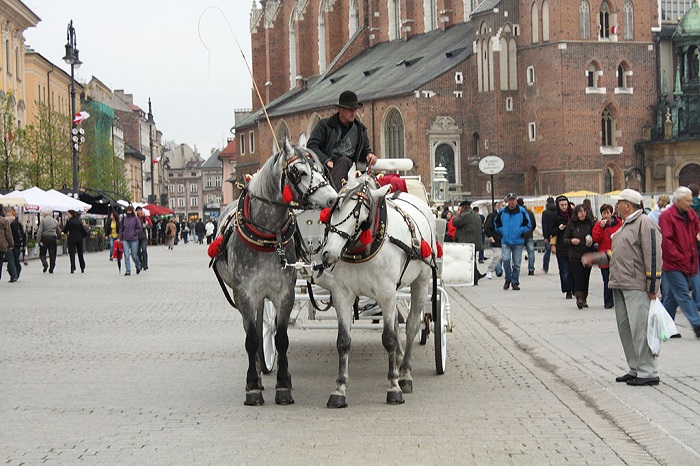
[[675, 0, 700, 37], [471, 0, 502, 16], [255, 21, 474, 120]]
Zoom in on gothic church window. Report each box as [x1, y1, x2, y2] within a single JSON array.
[[601, 108, 615, 147], [599, 2, 610, 39], [531, 2, 539, 43], [389, 0, 402, 40], [580, 1, 590, 39], [542, 0, 550, 42], [289, 13, 298, 89], [349, 0, 360, 36], [384, 109, 405, 159], [435, 144, 456, 183], [604, 167, 615, 192], [425, 0, 438, 31], [623, 0, 634, 40], [318, 4, 327, 71]]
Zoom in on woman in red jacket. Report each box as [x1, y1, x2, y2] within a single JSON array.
[[591, 204, 622, 308]]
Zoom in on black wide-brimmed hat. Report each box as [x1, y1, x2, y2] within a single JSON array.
[[336, 90, 363, 109]]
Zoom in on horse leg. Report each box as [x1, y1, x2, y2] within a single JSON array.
[[327, 292, 354, 408], [381, 296, 404, 405], [273, 294, 294, 405], [242, 309, 265, 406], [399, 279, 429, 394]]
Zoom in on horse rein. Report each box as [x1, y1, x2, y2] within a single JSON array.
[[324, 182, 374, 255], [281, 153, 331, 210]]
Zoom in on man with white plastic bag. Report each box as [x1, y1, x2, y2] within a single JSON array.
[[583, 189, 663, 386]]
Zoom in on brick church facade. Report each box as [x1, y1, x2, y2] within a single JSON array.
[[234, 0, 668, 200]]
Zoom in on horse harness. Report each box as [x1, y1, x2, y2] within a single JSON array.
[[281, 153, 331, 209]]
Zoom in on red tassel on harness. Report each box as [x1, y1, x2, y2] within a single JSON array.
[[359, 229, 372, 245], [436, 241, 443, 258], [319, 207, 331, 224], [282, 185, 294, 204], [420, 240, 432, 258], [208, 236, 223, 258]]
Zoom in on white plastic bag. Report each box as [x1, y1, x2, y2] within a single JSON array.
[[647, 298, 678, 356]]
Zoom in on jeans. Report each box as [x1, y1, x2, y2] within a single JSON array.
[[138, 238, 149, 268], [1, 249, 18, 281], [109, 236, 117, 259], [542, 238, 551, 272], [502, 243, 523, 285], [556, 255, 574, 293], [478, 233, 485, 261], [600, 267, 614, 308], [524, 238, 535, 272], [662, 270, 700, 329], [123, 239, 141, 274]]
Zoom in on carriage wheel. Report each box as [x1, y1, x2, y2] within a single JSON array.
[[257, 300, 277, 374], [433, 292, 446, 375]]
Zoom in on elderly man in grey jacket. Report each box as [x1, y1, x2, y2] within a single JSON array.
[[584, 189, 663, 386]]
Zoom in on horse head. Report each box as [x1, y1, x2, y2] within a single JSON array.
[[281, 137, 337, 209], [321, 170, 390, 267]]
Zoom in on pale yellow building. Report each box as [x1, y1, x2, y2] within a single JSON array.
[[23, 50, 80, 126]]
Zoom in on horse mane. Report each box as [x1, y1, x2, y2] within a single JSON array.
[[248, 150, 284, 201]]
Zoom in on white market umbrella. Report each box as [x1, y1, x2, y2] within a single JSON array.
[[46, 189, 91, 212], [0, 193, 27, 206]]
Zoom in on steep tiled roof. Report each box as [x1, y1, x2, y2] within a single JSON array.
[[471, 0, 502, 16]]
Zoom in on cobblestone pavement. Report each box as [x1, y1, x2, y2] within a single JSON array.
[[1, 245, 699, 464]]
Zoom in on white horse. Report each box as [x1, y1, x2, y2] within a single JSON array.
[[315, 170, 438, 407]]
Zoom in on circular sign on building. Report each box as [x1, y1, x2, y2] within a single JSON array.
[[478, 156, 505, 175]]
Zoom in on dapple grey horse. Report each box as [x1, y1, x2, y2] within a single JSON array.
[[213, 138, 336, 406]]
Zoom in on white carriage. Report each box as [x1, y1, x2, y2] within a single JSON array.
[[257, 159, 475, 378]]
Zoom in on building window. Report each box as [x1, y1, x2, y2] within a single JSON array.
[[384, 109, 405, 159], [527, 66, 535, 85], [168, 184, 174, 193], [389, 0, 402, 40], [318, 4, 327, 70], [177, 197, 185, 208], [240, 134, 245, 154], [601, 108, 615, 146], [615, 63, 634, 93], [190, 197, 198, 207], [661, 0, 694, 22], [5, 40, 10, 75], [190, 184, 198, 193], [623, 0, 634, 40], [249, 132, 255, 153], [435, 144, 456, 183], [587, 64, 598, 88], [349, 0, 360, 36], [604, 167, 614, 192], [207, 194, 213, 204], [580, 1, 590, 39], [206, 176, 212, 188], [178, 184, 185, 193], [215, 176, 222, 187], [599, 2, 610, 39], [542, 0, 550, 42], [425, 0, 438, 32], [506, 97, 514, 111], [528, 122, 537, 141], [289, 12, 298, 89], [170, 198, 176, 209], [531, 2, 539, 43]]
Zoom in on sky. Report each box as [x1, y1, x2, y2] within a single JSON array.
[[23, 0, 254, 159]]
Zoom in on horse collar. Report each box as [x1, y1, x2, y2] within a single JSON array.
[[341, 196, 387, 263], [235, 189, 296, 252]]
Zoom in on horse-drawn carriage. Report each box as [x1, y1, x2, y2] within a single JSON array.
[[210, 140, 472, 407]]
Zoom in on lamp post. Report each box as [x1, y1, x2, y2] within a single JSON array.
[[62, 20, 82, 197], [147, 98, 155, 204], [432, 164, 448, 203]]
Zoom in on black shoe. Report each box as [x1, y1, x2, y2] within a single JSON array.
[[512, 284, 520, 290], [478, 272, 486, 279], [496, 272, 503, 277], [669, 333, 682, 339], [9, 277, 17, 283], [615, 373, 636, 383], [478, 260, 484, 263], [81, 268, 84, 273], [626, 376, 659, 386], [124, 272, 131, 276], [503, 281, 510, 290], [694, 327, 700, 338], [43, 265, 48, 273], [566, 291, 573, 299], [49, 269, 54, 274], [604, 304, 614, 309], [70, 269, 75, 274], [136, 268, 141, 275], [528, 271, 534, 276]]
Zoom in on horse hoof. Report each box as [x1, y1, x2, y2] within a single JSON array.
[[327, 394, 348, 409], [398, 379, 413, 393], [386, 391, 405, 405], [275, 389, 294, 405], [244, 391, 265, 406]]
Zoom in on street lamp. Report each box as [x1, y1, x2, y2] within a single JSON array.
[[147, 98, 155, 204], [62, 20, 82, 197], [432, 164, 448, 203]]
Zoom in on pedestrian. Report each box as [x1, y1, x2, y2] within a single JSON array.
[[180, 219, 190, 243], [583, 188, 663, 386], [62, 209, 87, 274], [517, 198, 537, 275], [648, 193, 671, 224], [483, 201, 505, 279], [9, 207, 24, 279], [591, 204, 622, 309], [563, 204, 595, 309], [195, 218, 205, 244], [473, 206, 486, 263], [658, 186, 700, 338], [119, 205, 142, 276], [452, 200, 485, 285], [540, 196, 556, 273], [550, 195, 574, 299], [165, 218, 177, 249], [687, 183, 700, 274], [105, 211, 120, 261], [136, 207, 151, 270], [307, 90, 378, 190], [495, 193, 531, 291], [36, 208, 60, 273], [444, 210, 455, 242], [205, 218, 215, 245], [0, 204, 17, 283]]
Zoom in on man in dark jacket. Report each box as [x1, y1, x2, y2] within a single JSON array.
[[452, 200, 485, 285], [194, 218, 205, 244], [0, 205, 17, 282], [10, 208, 25, 279], [540, 197, 556, 273], [307, 90, 377, 190]]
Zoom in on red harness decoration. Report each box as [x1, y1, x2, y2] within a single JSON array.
[[235, 190, 296, 253]]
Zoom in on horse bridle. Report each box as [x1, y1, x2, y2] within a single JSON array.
[[324, 181, 374, 253], [281, 152, 330, 209]]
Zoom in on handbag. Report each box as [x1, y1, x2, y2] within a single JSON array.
[[647, 298, 678, 356], [81, 225, 89, 238]]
